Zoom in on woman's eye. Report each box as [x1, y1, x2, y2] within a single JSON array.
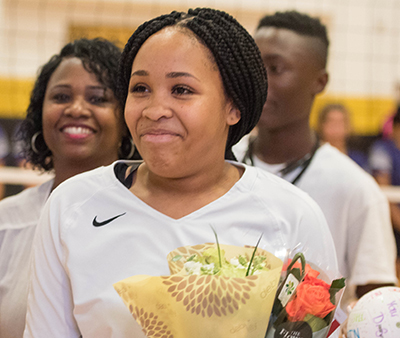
[[267, 64, 283, 75], [52, 93, 70, 103], [172, 86, 193, 96], [131, 84, 148, 94], [89, 95, 107, 105]]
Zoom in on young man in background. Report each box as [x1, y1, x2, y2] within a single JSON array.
[[235, 10, 397, 307]]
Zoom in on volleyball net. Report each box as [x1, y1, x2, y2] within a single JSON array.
[[2, 0, 400, 201]]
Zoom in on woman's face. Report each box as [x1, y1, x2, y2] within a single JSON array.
[[320, 109, 350, 143], [42, 57, 123, 169], [125, 27, 240, 178]]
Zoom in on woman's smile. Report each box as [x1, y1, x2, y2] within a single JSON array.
[[60, 124, 95, 140], [140, 127, 182, 143]]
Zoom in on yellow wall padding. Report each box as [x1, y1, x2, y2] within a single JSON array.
[[0, 78, 33, 119], [311, 94, 397, 135]]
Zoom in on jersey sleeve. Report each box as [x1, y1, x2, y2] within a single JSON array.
[[24, 194, 81, 337], [346, 189, 397, 287]]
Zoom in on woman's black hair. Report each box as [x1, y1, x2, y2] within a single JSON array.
[[18, 37, 135, 171], [117, 8, 268, 160]]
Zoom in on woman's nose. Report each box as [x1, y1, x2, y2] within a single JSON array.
[[64, 97, 90, 118], [142, 96, 173, 121]]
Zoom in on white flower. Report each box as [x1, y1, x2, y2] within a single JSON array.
[[201, 263, 215, 274], [230, 258, 246, 269], [184, 261, 203, 275]]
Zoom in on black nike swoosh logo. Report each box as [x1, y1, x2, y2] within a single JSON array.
[[92, 212, 126, 227]]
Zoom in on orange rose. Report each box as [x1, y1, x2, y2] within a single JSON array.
[[286, 274, 336, 322]]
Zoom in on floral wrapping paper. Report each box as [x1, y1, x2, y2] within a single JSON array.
[[114, 243, 283, 338]]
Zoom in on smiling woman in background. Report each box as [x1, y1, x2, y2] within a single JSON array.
[[0, 38, 137, 338]]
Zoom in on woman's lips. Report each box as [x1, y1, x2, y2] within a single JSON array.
[[140, 129, 181, 143]]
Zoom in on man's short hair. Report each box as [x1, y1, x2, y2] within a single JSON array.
[[257, 10, 329, 67]]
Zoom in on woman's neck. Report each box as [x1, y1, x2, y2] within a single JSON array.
[[130, 161, 243, 219]]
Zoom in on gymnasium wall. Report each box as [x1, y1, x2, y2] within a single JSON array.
[[1, 0, 399, 135]]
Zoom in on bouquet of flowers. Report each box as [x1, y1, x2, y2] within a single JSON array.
[[113, 236, 283, 338], [265, 253, 345, 338]]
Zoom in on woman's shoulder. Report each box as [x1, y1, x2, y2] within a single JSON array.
[[311, 144, 383, 190], [0, 179, 53, 228], [52, 162, 119, 196], [48, 160, 139, 211], [237, 162, 322, 213]]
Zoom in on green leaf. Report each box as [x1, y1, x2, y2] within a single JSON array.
[[304, 314, 328, 332], [329, 277, 346, 304], [238, 255, 247, 266], [290, 267, 302, 281], [331, 278, 346, 290], [286, 253, 306, 280], [171, 254, 182, 262]]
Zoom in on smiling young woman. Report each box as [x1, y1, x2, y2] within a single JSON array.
[[125, 26, 241, 219], [24, 9, 340, 338], [41, 56, 124, 186]]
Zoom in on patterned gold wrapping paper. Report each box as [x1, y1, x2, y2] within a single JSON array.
[[114, 243, 283, 338]]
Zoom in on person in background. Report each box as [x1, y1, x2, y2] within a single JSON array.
[[0, 38, 137, 338], [234, 10, 397, 308], [370, 109, 400, 280], [316, 103, 370, 171], [24, 8, 339, 337], [381, 82, 400, 139], [0, 123, 10, 199]]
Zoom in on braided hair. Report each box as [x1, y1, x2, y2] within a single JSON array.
[[118, 8, 268, 160], [18, 38, 134, 171], [257, 10, 329, 67]]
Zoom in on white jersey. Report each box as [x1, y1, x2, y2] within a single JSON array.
[[24, 161, 339, 338], [235, 140, 397, 304], [0, 180, 53, 338]]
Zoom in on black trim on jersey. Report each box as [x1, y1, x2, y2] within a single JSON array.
[[114, 162, 137, 188]]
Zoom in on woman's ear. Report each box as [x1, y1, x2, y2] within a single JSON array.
[[226, 103, 241, 126]]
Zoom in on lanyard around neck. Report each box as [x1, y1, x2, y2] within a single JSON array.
[[241, 138, 320, 185]]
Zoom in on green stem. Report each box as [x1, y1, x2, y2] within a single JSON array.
[[210, 226, 222, 268], [246, 233, 263, 276]]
